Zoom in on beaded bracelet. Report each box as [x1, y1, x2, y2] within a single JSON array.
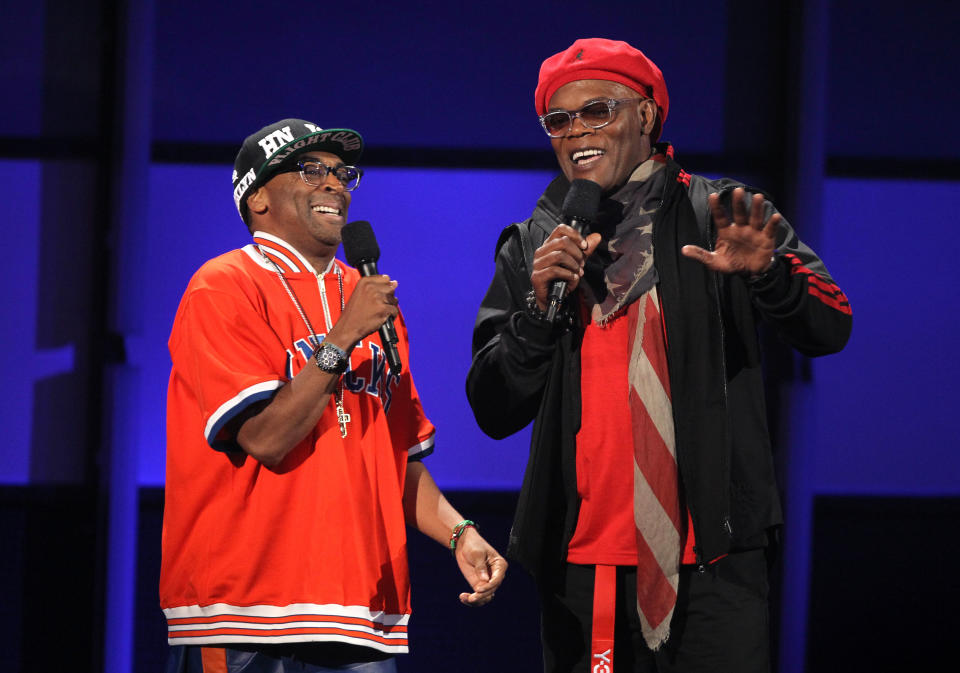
[[524, 289, 550, 322], [449, 519, 477, 553]]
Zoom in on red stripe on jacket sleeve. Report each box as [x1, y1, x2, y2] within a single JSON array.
[[783, 254, 852, 315]]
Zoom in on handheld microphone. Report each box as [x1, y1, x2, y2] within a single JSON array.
[[544, 179, 603, 322], [341, 220, 402, 376]]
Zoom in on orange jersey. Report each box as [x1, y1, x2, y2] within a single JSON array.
[[160, 232, 435, 653]]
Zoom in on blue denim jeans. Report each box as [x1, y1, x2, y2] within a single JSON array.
[[166, 643, 398, 673]]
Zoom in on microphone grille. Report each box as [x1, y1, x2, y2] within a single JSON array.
[[561, 179, 603, 222], [341, 220, 380, 267]]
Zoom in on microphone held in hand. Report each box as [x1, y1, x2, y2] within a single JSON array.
[[545, 179, 603, 322], [341, 220, 402, 376]]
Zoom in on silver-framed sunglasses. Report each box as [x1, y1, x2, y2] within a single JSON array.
[[538, 97, 644, 138]]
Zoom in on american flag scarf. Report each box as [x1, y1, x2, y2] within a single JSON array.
[[627, 288, 680, 650], [586, 157, 680, 650]]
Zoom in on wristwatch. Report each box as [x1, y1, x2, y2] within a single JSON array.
[[314, 342, 349, 374]]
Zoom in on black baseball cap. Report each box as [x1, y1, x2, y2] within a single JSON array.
[[232, 118, 364, 223]]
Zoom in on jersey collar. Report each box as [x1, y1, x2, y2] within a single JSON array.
[[249, 231, 336, 275]]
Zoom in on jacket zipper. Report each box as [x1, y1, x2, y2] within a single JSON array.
[[709, 190, 731, 540], [693, 185, 733, 572]]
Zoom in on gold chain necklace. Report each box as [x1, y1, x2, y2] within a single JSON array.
[[257, 245, 351, 438]]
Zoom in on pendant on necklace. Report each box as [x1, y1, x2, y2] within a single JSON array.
[[336, 398, 351, 438]]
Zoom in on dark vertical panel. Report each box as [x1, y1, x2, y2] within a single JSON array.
[[40, 0, 108, 137], [103, 0, 156, 667], [0, 487, 101, 670], [808, 497, 959, 671], [827, 0, 960, 158], [0, 3, 45, 136], [32, 0, 117, 484], [723, 6, 805, 669], [721, 0, 800, 436], [134, 489, 168, 673], [15, 0, 122, 670], [31, 161, 99, 482], [723, 0, 790, 195], [0, 493, 27, 670], [776, 2, 832, 672]]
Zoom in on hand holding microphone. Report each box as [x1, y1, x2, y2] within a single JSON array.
[[341, 220, 403, 376], [532, 179, 603, 322]]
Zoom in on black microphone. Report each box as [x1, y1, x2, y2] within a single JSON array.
[[341, 220, 402, 376], [544, 179, 603, 322]]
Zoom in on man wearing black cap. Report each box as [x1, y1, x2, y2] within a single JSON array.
[[161, 119, 506, 672], [467, 39, 852, 672]]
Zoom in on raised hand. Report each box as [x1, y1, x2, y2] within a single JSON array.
[[681, 187, 779, 276], [326, 275, 398, 349]]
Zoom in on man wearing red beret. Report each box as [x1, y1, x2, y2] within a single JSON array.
[[467, 38, 852, 672]]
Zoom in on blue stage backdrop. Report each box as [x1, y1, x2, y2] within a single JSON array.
[[112, 169, 960, 493], [4, 158, 959, 494], [810, 177, 960, 494]]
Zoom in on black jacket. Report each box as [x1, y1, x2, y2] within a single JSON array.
[[466, 156, 852, 585]]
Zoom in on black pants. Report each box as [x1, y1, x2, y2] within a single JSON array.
[[540, 550, 771, 673]]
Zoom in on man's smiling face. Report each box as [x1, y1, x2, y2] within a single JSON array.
[[547, 79, 654, 194], [253, 151, 352, 261]]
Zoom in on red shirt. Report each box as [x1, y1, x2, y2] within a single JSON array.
[[567, 294, 698, 566]]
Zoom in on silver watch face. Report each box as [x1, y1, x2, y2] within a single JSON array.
[[315, 343, 348, 373]]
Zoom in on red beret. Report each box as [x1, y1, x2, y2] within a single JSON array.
[[535, 38, 669, 130]]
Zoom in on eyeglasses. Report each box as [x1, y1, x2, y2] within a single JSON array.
[[281, 160, 363, 191], [538, 98, 644, 138]]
